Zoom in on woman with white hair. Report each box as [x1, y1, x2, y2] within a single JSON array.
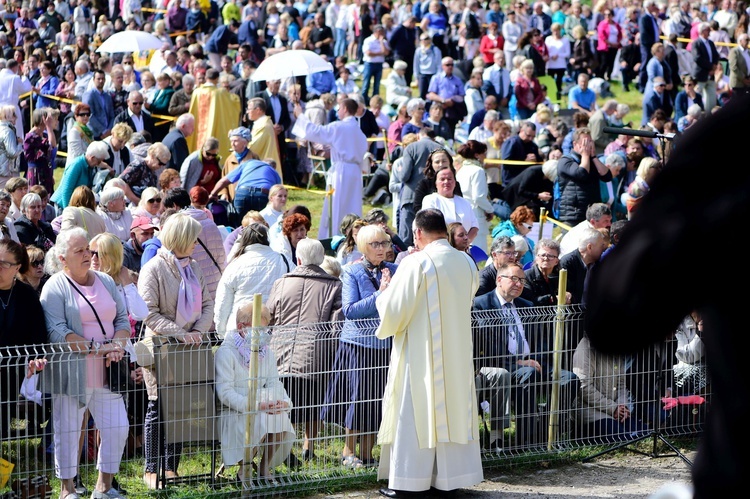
[[13, 192, 57, 252], [137, 212, 214, 489], [266, 238, 343, 463], [400, 97, 426, 139], [40, 227, 132, 499], [50, 141, 111, 210], [119, 142, 171, 205], [384, 60, 412, 108], [97, 186, 134, 242], [599, 153, 627, 221]]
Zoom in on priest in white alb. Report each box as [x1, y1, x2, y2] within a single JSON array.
[[292, 98, 368, 239], [374, 208, 484, 498]]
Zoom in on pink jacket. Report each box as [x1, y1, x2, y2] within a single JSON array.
[[596, 20, 623, 52]]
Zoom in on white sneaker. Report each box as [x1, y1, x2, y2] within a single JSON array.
[[90, 488, 126, 499]]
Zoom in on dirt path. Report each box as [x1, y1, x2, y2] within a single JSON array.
[[312, 451, 696, 498]]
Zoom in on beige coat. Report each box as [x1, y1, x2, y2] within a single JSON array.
[[138, 252, 215, 399], [266, 264, 344, 378], [572, 336, 630, 425], [61, 206, 107, 238]]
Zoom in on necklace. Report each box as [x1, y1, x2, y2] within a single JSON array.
[[0, 278, 15, 310]]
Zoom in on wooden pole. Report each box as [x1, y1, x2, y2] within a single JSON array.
[[241, 294, 263, 495], [547, 269, 568, 449]]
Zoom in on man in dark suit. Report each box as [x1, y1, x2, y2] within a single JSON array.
[[559, 226, 608, 305], [691, 21, 721, 111], [473, 261, 569, 448], [114, 90, 156, 142], [639, 0, 662, 92], [261, 78, 290, 173], [641, 77, 674, 126], [476, 236, 518, 297], [82, 69, 115, 140], [161, 114, 194, 172]]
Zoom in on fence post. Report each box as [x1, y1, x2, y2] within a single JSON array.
[[547, 269, 568, 449], [241, 293, 263, 494]]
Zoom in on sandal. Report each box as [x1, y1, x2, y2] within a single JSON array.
[[341, 455, 365, 469]]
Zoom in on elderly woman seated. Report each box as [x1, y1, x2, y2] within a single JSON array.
[[96, 186, 134, 242], [215, 302, 294, 483]]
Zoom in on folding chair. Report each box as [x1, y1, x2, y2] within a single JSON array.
[[307, 142, 330, 190]]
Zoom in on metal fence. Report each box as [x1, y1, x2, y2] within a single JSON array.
[[0, 305, 708, 498]]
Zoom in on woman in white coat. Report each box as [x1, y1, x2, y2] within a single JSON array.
[[454, 141, 495, 255], [215, 303, 294, 481], [214, 223, 290, 336]]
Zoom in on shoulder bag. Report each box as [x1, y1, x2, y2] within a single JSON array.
[[65, 275, 133, 395]]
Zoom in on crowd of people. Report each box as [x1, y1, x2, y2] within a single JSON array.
[[0, 0, 723, 497]]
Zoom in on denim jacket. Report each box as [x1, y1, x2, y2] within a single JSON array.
[[340, 260, 398, 349]]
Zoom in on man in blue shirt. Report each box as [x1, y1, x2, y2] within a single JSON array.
[[208, 158, 282, 219], [426, 56, 466, 136], [82, 70, 115, 139], [567, 72, 597, 117], [206, 20, 240, 71], [306, 68, 336, 99]]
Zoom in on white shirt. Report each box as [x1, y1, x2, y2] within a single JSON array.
[[362, 35, 388, 64], [0, 68, 32, 137], [127, 109, 145, 132], [420, 193, 479, 233]]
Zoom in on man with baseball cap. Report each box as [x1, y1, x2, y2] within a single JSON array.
[[123, 215, 157, 272]]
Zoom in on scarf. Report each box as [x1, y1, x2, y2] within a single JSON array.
[[76, 122, 94, 142], [232, 329, 270, 368], [233, 149, 249, 162], [158, 247, 201, 328]]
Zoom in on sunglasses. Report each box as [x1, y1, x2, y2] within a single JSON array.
[[131, 101, 144, 105], [204, 151, 217, 158], [156, 158, 168, 166], [147, 197, 162, 204], [31, 259, 44, 267], [89, 250, 99, 258], [77, 113, 90, 117]]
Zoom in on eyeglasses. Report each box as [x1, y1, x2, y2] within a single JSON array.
[[500, 250, 519, 257], [537, 253, 558, 260], [368, 241, 391, 249], [147, 197, 162, 204], [77, 113, 90, 117], [131, 101, 144, 105], [521, 223, 533, 230], [0, 260, 19, 269], [443, 63, 454, 66], [500, 275, 527, 285]]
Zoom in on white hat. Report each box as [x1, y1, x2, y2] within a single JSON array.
[[542, 159, 558, 182], [511, 235, 529, 255], [393, 60, 408, 71]]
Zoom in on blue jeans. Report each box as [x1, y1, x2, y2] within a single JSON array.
[[334, 28, 348, 58], [234, 187, 268, 220], [361, 62, 383, 101]]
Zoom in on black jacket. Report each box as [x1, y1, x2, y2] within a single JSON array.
[[14, 216, 56, 250], [499, 165, 553, 216], [162, 128, 190, 173], [114, 110, 156, 142]]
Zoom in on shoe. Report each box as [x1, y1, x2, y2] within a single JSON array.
[[341, 455, 365, 469], [378, 487, 422, 498], [485, 439, 505, 454], [74, 475, 88, 496], [90, 488, 126, 499], [301, 449, 313, 461], [111, 477, 126, 496], [429, 487, 458, 498]]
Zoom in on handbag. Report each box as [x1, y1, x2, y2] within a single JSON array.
[[65, 275, 134, 395]]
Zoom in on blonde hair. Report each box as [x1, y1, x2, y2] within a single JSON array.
[[267, 184, 287, 201], [241, 210, 266, 227], [355, 224, 389, 254], [0, 104, 15, 121], [159, 212, 202, 255], [320, 255, 342, 278], [111, 122, 133, 142], [89, 233, 124, 281]]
